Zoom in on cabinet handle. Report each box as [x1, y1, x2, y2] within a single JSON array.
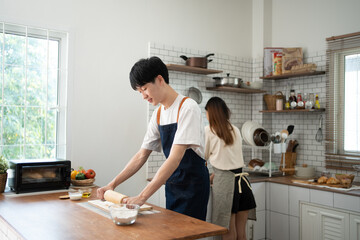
[[249, 224, 254, 240]]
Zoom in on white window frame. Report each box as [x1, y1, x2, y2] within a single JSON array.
[[335, 48, 360, 155], [0, 22, 68, 160]]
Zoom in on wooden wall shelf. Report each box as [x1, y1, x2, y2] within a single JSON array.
[[260, 108, 325, 113], [166, 64, 222, 75], [206, 86, 266, 94], [260, 71, 325, 80]]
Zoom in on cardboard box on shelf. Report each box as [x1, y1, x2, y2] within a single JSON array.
[[264, 47, 283, 77]]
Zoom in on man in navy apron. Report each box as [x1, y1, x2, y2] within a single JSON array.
[[97, 56, 210, 220]]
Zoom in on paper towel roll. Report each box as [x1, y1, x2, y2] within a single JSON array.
[[104, 190, 128, 204]]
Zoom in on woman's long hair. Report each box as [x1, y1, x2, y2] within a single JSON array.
[[205, 97, 234, 145]]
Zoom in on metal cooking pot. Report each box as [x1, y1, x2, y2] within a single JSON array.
[[179, 53, 214, 68], [213, 73, 242, 87]]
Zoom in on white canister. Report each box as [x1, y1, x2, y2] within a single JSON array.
[[276, 98, 283, 111], [274, 143, 281, 154]]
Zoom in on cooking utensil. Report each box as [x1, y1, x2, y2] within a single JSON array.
[[287, 125, 294, 135], [187, 87, 202, 104], [315, 115, 323, 142], [179, 53, 214, 68], [253, 128, 270, 146], [213, 73, 242, 87], [280, 129, 289, 142]]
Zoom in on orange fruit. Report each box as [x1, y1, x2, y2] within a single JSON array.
[[71, 170, 78, 180]]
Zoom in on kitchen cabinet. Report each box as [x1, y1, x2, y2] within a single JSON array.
[[350, 213, 360, 240], [260, 71, 325, 80], [300, 202, 350, 240], [246, 182, 266, 240]]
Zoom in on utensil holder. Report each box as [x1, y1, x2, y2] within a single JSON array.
[[280, 153, 297, 175], [274, 143, 281, 154]]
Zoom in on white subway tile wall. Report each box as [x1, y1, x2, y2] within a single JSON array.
[[146, 43, 359, 182]]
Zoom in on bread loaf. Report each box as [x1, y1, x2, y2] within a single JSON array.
[[249, 159, 265, 168], [104, 190, 128, 204], [317, 176, 328, 184], [326, 177, 340, 185]]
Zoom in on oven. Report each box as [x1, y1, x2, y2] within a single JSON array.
[[8, 159, 71, 194]]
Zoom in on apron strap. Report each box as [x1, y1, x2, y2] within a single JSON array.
[[177, 97, 189, 122], [157, 97, 189, 125], [157, 105, 162, 125], [234, 172, 252, 193]]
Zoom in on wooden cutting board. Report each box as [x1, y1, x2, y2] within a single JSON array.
[[88, 199, 153, 213], [291, 179, 351, 189]]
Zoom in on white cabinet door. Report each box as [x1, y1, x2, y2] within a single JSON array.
[[269, 183, 289, 214], [252, 182, 265, 211], [301, 203, 350, 240], [301, 203, 319, 240], [350, 213, 360, 240]]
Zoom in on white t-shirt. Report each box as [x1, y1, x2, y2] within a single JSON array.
[[204, 124, 245, 170], [141, 94, 205, 158]]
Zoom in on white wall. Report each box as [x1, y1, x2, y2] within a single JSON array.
[[1, 0, 359, 197], [264, 0, 360, 55], [0, 0, 252, 196]]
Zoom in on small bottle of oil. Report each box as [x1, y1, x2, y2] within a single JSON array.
[[81, 189, 92, 198]]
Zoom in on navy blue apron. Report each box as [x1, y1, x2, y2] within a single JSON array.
[[157, 97, 210, 221]]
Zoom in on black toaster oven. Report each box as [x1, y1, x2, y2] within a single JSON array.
[[8, 159, 71, 194]]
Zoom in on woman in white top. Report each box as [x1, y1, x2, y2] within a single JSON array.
[[205, 97, 256, 240]]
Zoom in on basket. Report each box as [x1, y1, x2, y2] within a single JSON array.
[[0, 173, 8, 193], [264, 91, 284, 110], [71, 178, 95, 186]]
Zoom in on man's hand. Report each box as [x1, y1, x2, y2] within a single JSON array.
[[122, 195, 147, 206], [97, 185, 114, 200]]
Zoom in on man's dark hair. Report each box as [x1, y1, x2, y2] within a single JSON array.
[[129, 56, 169, 90]]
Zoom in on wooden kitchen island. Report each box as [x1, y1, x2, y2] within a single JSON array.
[[0, 187, 227, 240]]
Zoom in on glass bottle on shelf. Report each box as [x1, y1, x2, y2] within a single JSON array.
[[315, 94, 321, 109], [306, 93, 315, 109], [296, 92, 305, 109], [303, 93, 308, 108], [289, 90, 297, 109]]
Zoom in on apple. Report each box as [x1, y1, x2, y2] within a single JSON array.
[[85, 169, 96, 179]]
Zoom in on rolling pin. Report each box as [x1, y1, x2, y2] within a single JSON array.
[[104, 190, 128, 204]]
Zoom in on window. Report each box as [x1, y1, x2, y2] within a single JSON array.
[[325, 32, 360, 170], [0, 22, 68, 160]]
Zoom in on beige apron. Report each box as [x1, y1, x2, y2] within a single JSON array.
[[212, 167, 256, 229]]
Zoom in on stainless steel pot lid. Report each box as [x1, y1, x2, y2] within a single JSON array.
[[187, 87, 202, 104]]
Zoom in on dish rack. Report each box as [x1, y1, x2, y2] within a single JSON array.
[[242, 142, 281, 177]]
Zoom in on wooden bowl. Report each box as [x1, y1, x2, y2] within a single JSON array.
[[71, 178, 95, 186]]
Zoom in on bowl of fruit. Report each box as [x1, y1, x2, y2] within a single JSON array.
[[71, 167, 96, 186]]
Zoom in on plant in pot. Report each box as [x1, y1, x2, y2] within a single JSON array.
[[0, 155, 9, 193]]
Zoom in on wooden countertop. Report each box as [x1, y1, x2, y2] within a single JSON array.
[[248, 175, 360, 197], [148, 176, 360, 197], [0, 187, 227, 240]]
